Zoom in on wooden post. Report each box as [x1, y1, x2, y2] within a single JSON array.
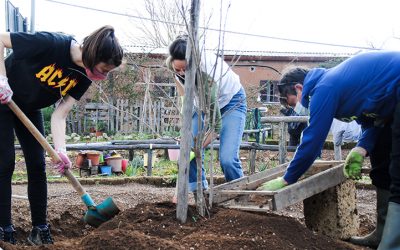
[[279, 121, 287, 164], [249, 149, 257, 174], [261, 130, 266, 144], [129, 105, 134, 132], [77, 109, 82, 134], [243, 133, 249, 142], [146, 149, 153, 176], [334, 144, 342, 160], [83, 111, 87, 133], [120, 99, 125, 133], [107, 72, 115, 133], [177, 0, 200, 223], [115, 99, 120, 132]]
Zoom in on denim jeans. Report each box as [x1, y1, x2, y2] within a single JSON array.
[[189, 88, 247, 192]]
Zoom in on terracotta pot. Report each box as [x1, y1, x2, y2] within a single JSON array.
[[75, 152, 87, 168], [86, 151, 101, 166], [95, 131, 103, 137]]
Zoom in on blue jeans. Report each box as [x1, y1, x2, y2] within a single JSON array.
[[189, 88, 247, 192]]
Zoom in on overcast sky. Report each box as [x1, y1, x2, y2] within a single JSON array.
[[10, 0, 400, 54]]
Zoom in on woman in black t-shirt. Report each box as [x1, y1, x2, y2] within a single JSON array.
[[0, 25, 123, 245]]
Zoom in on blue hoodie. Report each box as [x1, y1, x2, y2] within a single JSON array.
[[284, 51, 400, 184]]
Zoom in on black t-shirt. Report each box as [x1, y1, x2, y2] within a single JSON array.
[[5, 32, 92, 111]]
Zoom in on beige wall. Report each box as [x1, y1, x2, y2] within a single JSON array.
[[225, 58, 335, 108]]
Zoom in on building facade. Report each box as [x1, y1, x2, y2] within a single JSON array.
[[224, 52, 352, 108]]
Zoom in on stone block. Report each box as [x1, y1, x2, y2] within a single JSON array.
[[303, 180, 359, 239]]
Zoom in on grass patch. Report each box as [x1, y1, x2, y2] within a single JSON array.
[[153, 159, 178, 176], [12, 171, 27, 182]]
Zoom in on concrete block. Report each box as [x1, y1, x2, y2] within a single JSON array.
[[303, 180, 359, 239]]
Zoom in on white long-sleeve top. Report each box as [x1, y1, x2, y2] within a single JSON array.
[[200, 52, 242, 109]]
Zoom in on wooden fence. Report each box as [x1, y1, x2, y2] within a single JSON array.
[[67, 98, 181, 135]]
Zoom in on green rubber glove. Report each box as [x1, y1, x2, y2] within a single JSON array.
[[258, 177, 287, 191], [344, 147, 366, 180], [189, 151, 195, 161]]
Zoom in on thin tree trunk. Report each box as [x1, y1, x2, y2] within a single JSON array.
[[176, 0, 200, 223]]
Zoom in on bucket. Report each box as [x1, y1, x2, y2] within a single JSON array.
[[86, 151, 101, 166], [168, 149, 179, 161], [100, 166, 112, 176], [121, 159, 129, 173], [106, 157, 123, 172]]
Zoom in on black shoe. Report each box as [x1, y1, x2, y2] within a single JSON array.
[[0, 225, 16, 244], [27, 224, 54, 245]]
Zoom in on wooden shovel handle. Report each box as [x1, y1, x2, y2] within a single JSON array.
[[8, 100, 85, 196]]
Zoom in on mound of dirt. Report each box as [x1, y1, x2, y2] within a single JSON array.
[[0, 202, 361, 250]]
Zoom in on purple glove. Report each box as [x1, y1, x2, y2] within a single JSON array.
[[54, 149, 71, 174], [0, 76, 13, 104]]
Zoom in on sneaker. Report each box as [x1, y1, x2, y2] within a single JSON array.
[[0, 225, 16, 244], [27, 224, 53, 245]]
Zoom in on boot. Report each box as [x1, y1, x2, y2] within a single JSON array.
[[27, 224, 54, 245], [0, 225, 16, 244], [378, 202, 400, 250], [349, 188, 390, 248]]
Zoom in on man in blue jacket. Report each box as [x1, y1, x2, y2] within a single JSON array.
[[259, 51, 400, 249]]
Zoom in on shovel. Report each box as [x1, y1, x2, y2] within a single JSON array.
[[8, 100, 120, 227]]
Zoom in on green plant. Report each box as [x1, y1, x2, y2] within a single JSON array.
[[125, 156, 145, 176], [257, 162, 268, 172], [153, 159, 178, 176], [12, 171, 27, 182], [41, 106, 55, 135], [96, 121, 107, 132], [162, 129, 180, 138], [202, 149, 222, 175], [128, 133, 155, 140]]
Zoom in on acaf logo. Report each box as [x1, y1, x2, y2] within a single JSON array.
[[35, 64, 78, 96]]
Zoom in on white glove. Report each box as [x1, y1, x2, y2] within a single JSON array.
[[0, 75, 13, 104]]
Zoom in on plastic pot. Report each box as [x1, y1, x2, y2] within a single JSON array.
[[121, 159, 129, 173]]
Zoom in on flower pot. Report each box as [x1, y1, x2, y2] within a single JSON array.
[[86, 151, 101, 166], [106, 157, 123, 172], [121, 159, 129, 173], [168, 149, 179, 161], [75, 152, 87, 168]]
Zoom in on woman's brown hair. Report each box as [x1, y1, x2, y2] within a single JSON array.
[[81, 25, 123, 71]]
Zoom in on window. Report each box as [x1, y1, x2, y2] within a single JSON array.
[[259, 80, 279, 103]]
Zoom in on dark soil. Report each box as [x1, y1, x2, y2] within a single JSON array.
[[0, 201, 364, 250], [0, 149, 374, 250]]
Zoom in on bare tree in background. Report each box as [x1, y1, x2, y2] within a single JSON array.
[[132, 0, 190, 47], [129, 0, 228, 220]]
